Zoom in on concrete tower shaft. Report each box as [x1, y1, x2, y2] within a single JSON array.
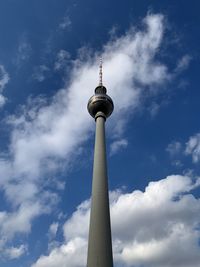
[[87, 112, 113, 267]]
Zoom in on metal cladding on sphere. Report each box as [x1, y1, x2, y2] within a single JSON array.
[[87, 85, 114, 119]]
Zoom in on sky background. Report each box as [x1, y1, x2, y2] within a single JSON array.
[[0, 1, 200, 267]]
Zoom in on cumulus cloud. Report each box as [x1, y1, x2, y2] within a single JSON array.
[[0, 65, 9, 107], [33, 238, 87, 267], [0, 13, 187, 258], [110, 138, 128, 156], [185, 133, 200, 163], [32, 175, 200, 267]]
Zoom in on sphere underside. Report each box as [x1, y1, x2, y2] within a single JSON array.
[[88, 94, 114, 118]]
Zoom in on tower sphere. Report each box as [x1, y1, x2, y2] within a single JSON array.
[[87, 85, 114, 118]]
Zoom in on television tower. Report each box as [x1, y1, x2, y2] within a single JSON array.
[[87, 59, 114, 267]]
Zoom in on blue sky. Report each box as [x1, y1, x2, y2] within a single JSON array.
[[0, 1, 200, 267]]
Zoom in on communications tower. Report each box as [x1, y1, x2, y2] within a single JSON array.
[[87, 59, 114, 267]]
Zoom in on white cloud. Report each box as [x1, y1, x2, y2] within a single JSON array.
[[14, 37, 32, 67], [0, 65, 9, 107], [175, 55, 192, 73], [33, 238, 87, 267], [110, 139, 128, 156], [0, 201, 42, 238], [0, 13, 187, 257], [166, 141, 182, 157], [32, 175, 200, 267], [185, 133, 200, 163], [0, 94, 6, 107], [167, 133, 200, 165], [59, 16, 71, 30], [18, 42, 31, 60], [49, 222, 59, 239], [148, 101, 160, 117], [0, 65, 9, 91], [32, 65, 50, 82], [4, 244, 27, 259], [54, 50, 70, 71]]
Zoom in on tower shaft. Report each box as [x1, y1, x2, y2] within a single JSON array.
[[87, 112, 113, 267]]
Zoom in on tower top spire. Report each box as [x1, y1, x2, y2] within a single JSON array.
[[99, 57, 103, 86], [88, 59, 114, 119], [95, 57, 107, 95]]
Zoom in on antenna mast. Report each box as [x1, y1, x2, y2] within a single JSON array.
[[99, 57, 103, 86]]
